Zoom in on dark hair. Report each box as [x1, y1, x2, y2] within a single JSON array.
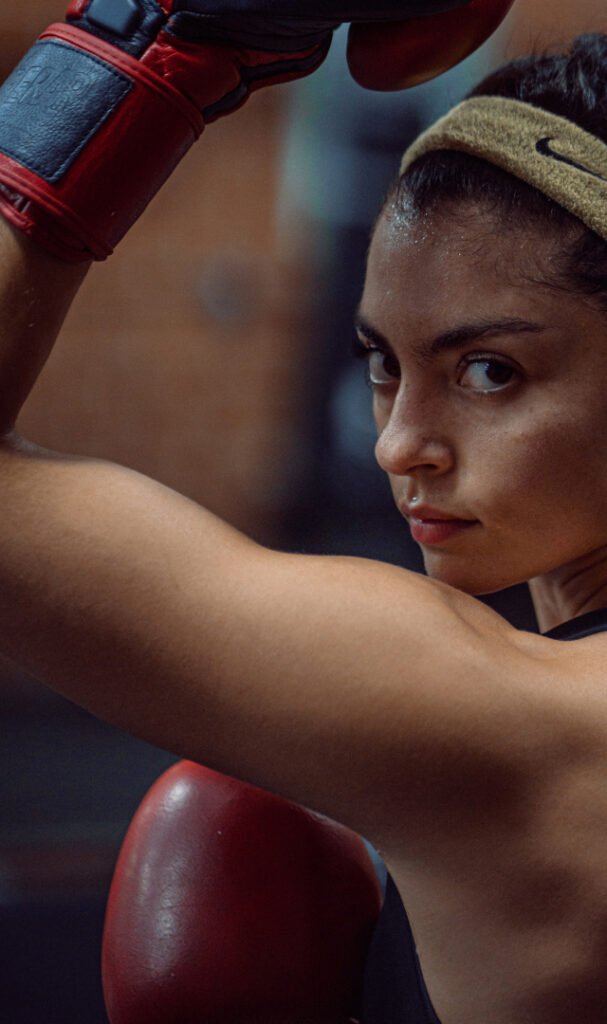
[[391, 33, 607, 309]]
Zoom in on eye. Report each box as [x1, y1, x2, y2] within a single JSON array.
[[458, 356, 518, 393], [352, 340, 400, 387], [367, 349, 401, 386]]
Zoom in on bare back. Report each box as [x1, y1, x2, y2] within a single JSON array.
[[384, 624, 607, 1024]]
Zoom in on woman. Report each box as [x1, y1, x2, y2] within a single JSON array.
[[360, 32, 607, 1023], [0, 7, 605, 1022]]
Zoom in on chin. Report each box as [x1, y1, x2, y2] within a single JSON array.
[[422, 553, 529, 597]]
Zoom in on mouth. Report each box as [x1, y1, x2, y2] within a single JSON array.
[[401, 505, 480, 546]]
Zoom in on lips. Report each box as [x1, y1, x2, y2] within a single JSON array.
[[401, 504, 479, 546]]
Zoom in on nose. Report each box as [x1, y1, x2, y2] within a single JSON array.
[[374, 390, 454, 479]]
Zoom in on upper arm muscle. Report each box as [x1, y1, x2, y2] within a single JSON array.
[[0, 439, 546, 852]]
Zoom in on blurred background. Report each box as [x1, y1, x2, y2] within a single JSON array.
[[1, 1, 605, 1020]]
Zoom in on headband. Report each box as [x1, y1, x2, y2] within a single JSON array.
[[400, 96, 607, 241]]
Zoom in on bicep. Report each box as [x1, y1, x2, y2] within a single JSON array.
[[0, 439, 542, 851]]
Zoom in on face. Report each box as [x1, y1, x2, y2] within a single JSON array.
[[357, 201, 607, 595]]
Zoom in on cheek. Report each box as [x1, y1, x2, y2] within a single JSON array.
[[482, 408, 607, 532], [372, 390, 393, 433]]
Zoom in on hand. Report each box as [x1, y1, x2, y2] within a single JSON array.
[[0, 0, 501, 262], [0, 0, 346, 262], [63, 1, 479, 117], [167, 0, 471, 52]]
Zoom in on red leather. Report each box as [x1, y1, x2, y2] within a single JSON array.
[[65, 0, 88, 17], [0, 8, 328, 261], [0, 1, 513, 261], [48, 24, 203, 134], [0, 23, 205, 261], [102, 761, 383, 1024], [347, 0, 515, 90], [140, 30, 325, 123]]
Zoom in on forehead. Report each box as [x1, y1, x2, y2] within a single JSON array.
[[361, 202, 559, 336]]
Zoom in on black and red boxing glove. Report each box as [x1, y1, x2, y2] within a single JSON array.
[[0, 0, 504, 263], [0, 0, 336, 262], [102, 761, 383, 1024]]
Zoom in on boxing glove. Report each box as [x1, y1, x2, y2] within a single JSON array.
[[0, 1, 474, 263], [348, 0, 516, 90], [102, 761, 383, 1024]]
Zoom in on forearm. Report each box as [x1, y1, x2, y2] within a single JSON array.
[[0, 219, 89, 434]]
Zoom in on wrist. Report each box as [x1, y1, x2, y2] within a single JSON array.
[[0, 19, 205, 261]]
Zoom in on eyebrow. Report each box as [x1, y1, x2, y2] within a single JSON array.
[[354, 312, 548, 359]]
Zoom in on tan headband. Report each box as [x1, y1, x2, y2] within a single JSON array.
[[400, 96, 607, 241]]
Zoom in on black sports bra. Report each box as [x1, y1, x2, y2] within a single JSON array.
[[543, 607, 607, 642], [360, 608, 607, 1024]]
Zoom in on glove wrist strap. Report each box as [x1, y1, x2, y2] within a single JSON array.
[[0, 25, 204, 261]]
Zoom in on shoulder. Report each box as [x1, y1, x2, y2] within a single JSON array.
[[237, 550, 571, 848], [393, 622, 607, 859], [527, 628, 607, 751]]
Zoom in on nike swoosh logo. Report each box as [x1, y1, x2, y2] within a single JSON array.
[[536, 137, 607, 182]]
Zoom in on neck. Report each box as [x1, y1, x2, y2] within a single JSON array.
[[529, 545, 607, 633]]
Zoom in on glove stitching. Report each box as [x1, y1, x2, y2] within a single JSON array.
[[0, 156, 112, 258]]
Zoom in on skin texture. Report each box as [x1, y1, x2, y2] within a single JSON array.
[[359, 199, 607, 631]]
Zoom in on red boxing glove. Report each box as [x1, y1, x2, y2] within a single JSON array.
[[0, 1, 341, 262], [348, 0, 516, 90], [102, 761, 383, 1024], [0, 3, 479, 264], [0, 1, 478, 263]]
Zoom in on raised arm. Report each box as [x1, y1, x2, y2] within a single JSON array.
[[0, 0, 530, 859], [0, 401, 544, 853], [0, 229, 548, 854]]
